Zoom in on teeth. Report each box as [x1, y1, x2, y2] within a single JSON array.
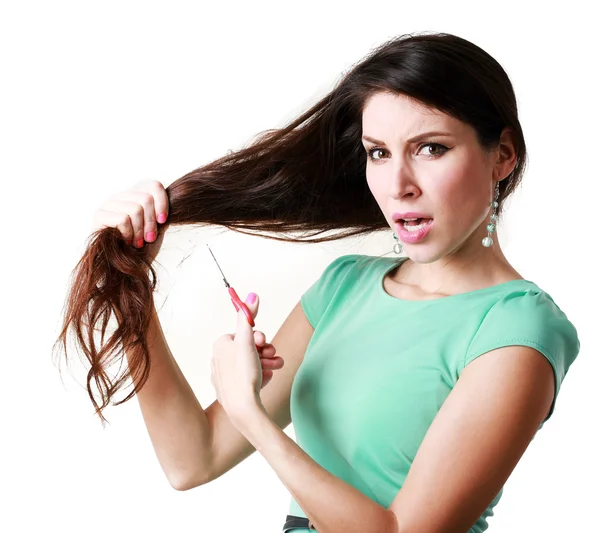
[[403, 220, 430, 231]]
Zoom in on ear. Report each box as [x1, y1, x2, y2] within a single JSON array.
[[494, 126, 518, 181]]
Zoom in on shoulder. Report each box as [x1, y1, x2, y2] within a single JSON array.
[[310, 253, 393, 283], [318, 253, 365, 278], [464, 284, 581, 409], [471, 284, 579, 353], [300, 254, 395, 329]]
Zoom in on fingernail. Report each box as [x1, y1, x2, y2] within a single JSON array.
[[246, 292, 257, 304], [157, 213, 167, 224], [146, 231, 156, 242]]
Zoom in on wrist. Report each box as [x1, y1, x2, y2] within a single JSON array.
[[231, 396, 266, 428]]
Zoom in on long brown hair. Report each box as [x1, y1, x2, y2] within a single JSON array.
[[52, 31, 528, 426]]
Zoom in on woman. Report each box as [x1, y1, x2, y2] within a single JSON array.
[[53, 31, 580, 532]]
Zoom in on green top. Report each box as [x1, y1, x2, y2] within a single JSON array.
[[287, 254, 580, 532]]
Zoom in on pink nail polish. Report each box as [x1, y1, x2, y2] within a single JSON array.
[[157, 213, 167, 224], [146, 231, 156, 242], [246, 293, 257, 304]]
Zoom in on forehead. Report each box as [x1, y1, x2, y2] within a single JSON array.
[[362, 91, 466, 136]]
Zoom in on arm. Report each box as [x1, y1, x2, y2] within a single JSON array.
[[130, 300, 313, 491], [232, 344, 555, 533], [198, 301, 314, 488], [125, 303, 213, 489], [386, 344, 555, 532]]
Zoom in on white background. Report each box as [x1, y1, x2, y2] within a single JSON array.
[[1, 1, 597, 532]]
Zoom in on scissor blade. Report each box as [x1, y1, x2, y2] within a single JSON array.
[[206, 244, 230, 288]]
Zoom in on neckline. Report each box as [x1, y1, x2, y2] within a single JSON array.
[[378, 256, 536, 303]]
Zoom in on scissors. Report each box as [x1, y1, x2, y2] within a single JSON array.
[[206, 244, 255, 327]]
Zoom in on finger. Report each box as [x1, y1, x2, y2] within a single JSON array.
[[133, 180, 170, 225], [261, 369, 273, 389], [260, 357, 284, 370], [99, 200, 145, 245], [108, 190, 157, 247], [258, 344, 276, 358], [253, 330, 266, 347], [92, 208, 135, 241]]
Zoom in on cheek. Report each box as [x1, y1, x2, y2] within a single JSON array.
[[435, 168, 487, 220], [452, 182, 490, 228], [433, 174, 464, 211], [366, 172, 385, 203]]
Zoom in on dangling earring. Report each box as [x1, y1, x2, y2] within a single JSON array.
[[392, 232, 403, 254], [482, 182, 500, 247]]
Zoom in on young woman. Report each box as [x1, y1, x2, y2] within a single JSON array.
[[54, 32, 580, 532]]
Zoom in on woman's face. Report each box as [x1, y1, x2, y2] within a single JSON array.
[[362, 91, 507, 263]]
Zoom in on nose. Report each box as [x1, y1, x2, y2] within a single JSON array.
[[388, 161, 420, 200]]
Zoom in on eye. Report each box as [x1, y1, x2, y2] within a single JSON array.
[[366, 147, 389, 162], [366, 142, 449, 163], [417, 142, 449, 157]]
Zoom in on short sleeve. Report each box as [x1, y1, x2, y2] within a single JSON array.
[[300, 254, 362, 330], [464, 289, 580, 422]]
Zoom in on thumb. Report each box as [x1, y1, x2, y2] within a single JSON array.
[[234, 292, 259, 345], [244, 292, 259, 320]]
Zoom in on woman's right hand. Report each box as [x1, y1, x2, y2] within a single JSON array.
[[244, 294, 284, 389], [253, 329, 283, 390], [91, 179, 170, 263]]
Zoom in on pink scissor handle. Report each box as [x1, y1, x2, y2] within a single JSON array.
[[228, 287, 255, 327]]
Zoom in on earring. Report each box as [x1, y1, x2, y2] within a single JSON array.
[[482, 182, 500, 247], [392, 232, 403, 254]]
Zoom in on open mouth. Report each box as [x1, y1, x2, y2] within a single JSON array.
[[401, 217, 433, 231]]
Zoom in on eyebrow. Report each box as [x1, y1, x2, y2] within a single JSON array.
[[362, 131, 454, 145]]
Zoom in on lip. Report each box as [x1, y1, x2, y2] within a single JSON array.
[[395, 219, 434, 244], [393, 211, 433, 222]]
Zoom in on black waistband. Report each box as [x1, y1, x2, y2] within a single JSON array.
[[282, 514, 317, 531]]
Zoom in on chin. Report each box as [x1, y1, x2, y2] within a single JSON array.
[[401, 247, 443, 264], [403, 234, 466, 263]]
